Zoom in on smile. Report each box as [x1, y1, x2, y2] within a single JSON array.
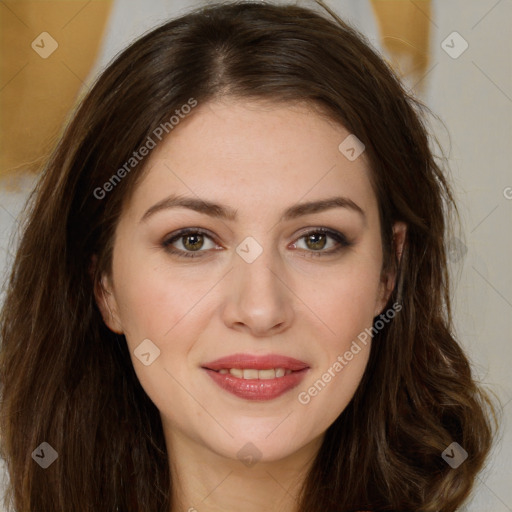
[[202, 353, 310, 401], [217, 368, 293, 379]]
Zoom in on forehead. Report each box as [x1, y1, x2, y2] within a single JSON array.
[[124, 99, 378, 224]]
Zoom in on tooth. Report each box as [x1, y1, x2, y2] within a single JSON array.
[[258, 369, 276, 379], [243, 369, 259, 379], [222, 368, 293, 379]]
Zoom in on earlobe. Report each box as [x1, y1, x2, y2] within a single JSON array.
[[393, 221, 407, 267], [93, 272, 124, 335], [375, 221, 407, 316]]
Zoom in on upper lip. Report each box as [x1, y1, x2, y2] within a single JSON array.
[[202, 353, 309, 371]]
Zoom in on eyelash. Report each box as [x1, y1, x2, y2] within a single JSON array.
[[162, 227, 352, 259]]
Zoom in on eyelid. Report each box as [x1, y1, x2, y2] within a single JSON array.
[[162, 228, 220, 254], [294, 226, 351, 246], [163, 227, 216, 244], [162, 226, 352, 259]]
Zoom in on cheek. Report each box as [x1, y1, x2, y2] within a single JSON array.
[[317, 272, 378, 373], [316, 255, 383, 335], [296, 279, 377, 431], [297, 251, 382, 411], [114, 266, 211, 346], [110, 263, 210, 410]]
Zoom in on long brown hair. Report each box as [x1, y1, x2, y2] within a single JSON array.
[[0, 2, 497, 511]]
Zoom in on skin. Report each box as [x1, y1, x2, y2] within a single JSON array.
[[95, 99, 406, 512]]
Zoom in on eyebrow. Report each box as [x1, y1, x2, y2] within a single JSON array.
[[140, 194, 366, 224]]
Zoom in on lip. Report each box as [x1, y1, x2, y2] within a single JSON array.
[[202, 353, 309, 371], [202, 353, 310, 401]]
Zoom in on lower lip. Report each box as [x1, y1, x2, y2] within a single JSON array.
[[203, 368, 308, 401]]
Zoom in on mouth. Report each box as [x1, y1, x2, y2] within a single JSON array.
[[212, 367, 294, 378], [201, 353, 310, 401]]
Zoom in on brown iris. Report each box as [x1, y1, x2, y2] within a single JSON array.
[[182, 233, 205, 251], [305, 232, 327, 251]]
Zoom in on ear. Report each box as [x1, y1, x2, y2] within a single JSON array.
[[90, 255, 124, 335], [375, 221, 407, 316]]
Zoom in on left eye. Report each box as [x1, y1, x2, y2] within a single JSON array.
[[293, 230, 342, 252]]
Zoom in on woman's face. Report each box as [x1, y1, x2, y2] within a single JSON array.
[[96, 99, 402, 464]]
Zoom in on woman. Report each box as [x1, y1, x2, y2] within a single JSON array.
[[0, 1, 496, 511]]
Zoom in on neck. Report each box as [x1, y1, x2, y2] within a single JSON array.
[[164, 426, 323, 512]]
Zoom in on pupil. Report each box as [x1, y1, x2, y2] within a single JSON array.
[[308, 233, 326, 250], [184, 234, 203, 251]]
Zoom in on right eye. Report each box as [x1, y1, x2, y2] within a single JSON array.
[[162, 228, 221, 259]]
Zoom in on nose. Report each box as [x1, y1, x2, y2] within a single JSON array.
[[220, 243, 295, 337]]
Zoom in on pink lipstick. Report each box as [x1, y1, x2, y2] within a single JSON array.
[[202, 353, 309, 401]]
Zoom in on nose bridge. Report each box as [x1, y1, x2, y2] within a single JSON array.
[[234, 235, 285, 303], [221, 234, 294, 335]]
